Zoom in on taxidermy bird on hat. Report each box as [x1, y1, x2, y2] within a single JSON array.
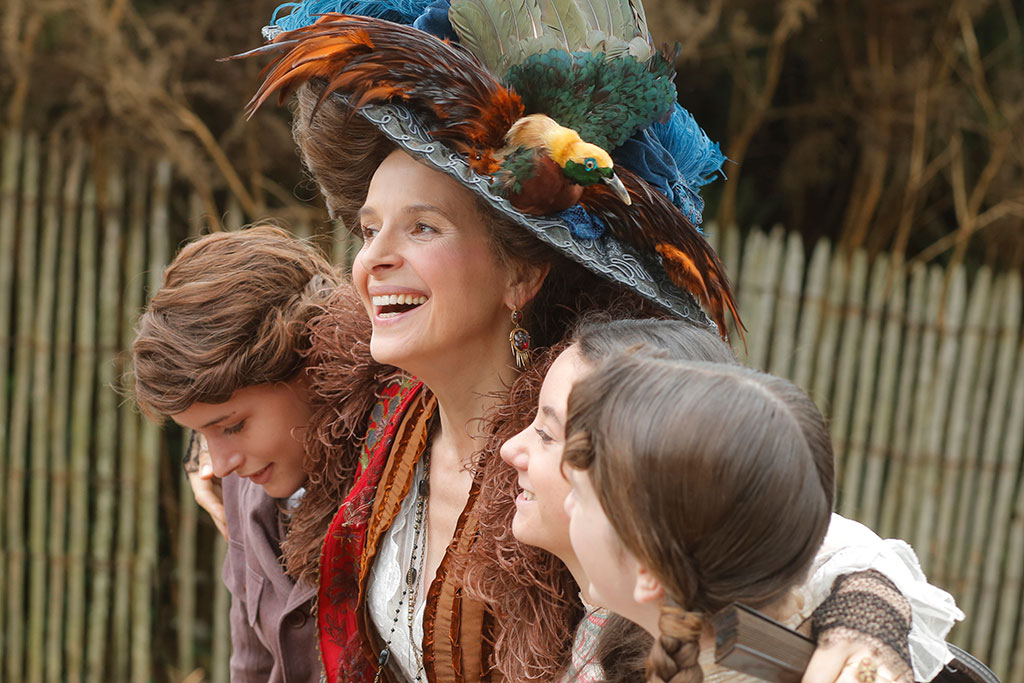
[[239, 0, 743, 338]]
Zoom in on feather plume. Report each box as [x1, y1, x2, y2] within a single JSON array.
[[448, 0, 543, 74], [580, 168, 742, 339], [626, 0, 648, 43], [536, 0, 589, 54], [653, 104, 726, 190], [270, 0, 436, 30], [237, 14, 524, 171]]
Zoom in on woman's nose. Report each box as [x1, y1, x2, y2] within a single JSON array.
[[499, 431, 529, 470], [357, 225, 402, 272], [208, 442, 244, 478]]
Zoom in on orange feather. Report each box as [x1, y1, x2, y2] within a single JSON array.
[[236, 14, 523, 164]]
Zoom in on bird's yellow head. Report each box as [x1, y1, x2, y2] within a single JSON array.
[[505, 114, 632, 204]]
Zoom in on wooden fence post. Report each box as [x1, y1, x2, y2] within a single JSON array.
[[45, 138, 85, 683], [858, 254, 904, 528], [133, 159, 172, 683], [0, 130, 22, 674], [26, 135, 63, 683], [66, 172, 99, 683], [768, 230, 804, 378], [791, 238, 830, 393], [831, 250, 868, 515], [934, 267, 992, 589], [810, 249, 850, 416], [914, 266, 965, 569], [112, 160, 148, 679], [175, 192, 202, 681], [900, 267, 942, 551], [6, 131, 41, 683]]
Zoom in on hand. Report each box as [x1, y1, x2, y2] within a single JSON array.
[[803, 643, 902, 683], [185, 434, 228, 541]]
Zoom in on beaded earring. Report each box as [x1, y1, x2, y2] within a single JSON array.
[[509, 308, 532, 368]]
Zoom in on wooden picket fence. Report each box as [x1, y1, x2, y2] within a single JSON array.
[[0, 129, 1021, 682]]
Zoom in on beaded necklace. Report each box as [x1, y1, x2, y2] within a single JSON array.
[[374, 450, 430, 683]]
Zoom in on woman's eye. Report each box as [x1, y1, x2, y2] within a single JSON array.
[[360, 225, 378, 240], [223, 420, 246, 436], [534, 427, 555, 445], [413, 222, 437, 235]]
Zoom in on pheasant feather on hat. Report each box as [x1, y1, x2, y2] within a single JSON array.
[[238, 0, 742, 338]]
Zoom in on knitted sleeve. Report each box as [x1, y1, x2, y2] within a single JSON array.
[[811, 569, 913, 681]]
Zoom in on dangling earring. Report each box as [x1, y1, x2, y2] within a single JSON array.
[[509, 308, 532, 368]]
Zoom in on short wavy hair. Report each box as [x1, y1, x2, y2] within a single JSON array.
[[131, 224, 338, 419]]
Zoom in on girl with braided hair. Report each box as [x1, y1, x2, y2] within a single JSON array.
[[562, 356, 913, 683]]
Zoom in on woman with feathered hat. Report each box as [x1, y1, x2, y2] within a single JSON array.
[[194, 0, 962, 680]]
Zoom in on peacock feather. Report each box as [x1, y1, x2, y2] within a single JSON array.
[[506, 49, 675, 151]]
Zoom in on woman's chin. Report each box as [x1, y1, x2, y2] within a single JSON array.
[[510, 513, 540, 548], [368, 335, 419, 369]]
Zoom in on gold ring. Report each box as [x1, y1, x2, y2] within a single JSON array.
[[856, 658, 878, 683]]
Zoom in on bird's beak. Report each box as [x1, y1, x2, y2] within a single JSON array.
[[603, 174, 631, 205]]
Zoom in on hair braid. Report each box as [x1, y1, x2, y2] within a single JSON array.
[[646, 606, 704, 683]]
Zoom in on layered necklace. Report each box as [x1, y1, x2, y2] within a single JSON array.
[[374, 449, 430, 683]]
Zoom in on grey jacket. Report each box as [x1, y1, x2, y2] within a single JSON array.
[[222, 475, 319, 683]]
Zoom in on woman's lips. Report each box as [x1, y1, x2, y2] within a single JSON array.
[[248, 463, 273, 486]]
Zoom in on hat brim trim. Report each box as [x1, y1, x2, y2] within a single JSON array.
[[354, 98, 714, 328]]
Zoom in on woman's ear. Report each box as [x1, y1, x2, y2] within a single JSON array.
[[633, 564, 665, 605], [505, 261, 551, 310]]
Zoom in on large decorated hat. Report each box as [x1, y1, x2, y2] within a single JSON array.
[[241, 0, 740, 335]]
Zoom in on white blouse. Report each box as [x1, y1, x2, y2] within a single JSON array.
[[368, 457, 430, 682]]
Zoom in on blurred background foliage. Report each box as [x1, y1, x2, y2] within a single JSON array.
[[1, 0, 1022, 269]]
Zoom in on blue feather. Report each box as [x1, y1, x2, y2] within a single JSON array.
[[653, 104, 726, 189], [269, 0, 439, 31]]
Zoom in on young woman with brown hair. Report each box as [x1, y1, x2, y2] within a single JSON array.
[[562, 356, 907, 683], [132, 225, 378, 683]]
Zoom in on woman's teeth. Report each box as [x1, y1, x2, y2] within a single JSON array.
[[372, 294, 428, 306], [373, 294, 428, 318]]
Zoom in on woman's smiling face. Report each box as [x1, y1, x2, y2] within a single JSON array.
[[500, 345, 590, 560], [352, 149, 516, 377]]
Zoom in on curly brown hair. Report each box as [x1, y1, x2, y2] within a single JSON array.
[[131, 224, 338, 420], [283, 281, 397, 586]]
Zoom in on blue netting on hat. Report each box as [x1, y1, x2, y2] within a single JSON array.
[[556, 205, 607, 241]]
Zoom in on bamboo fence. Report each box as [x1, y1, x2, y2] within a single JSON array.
[[0, 130, 1022, 681]]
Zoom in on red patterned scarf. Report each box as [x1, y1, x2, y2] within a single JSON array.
[[317, 377, 424, 682]]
